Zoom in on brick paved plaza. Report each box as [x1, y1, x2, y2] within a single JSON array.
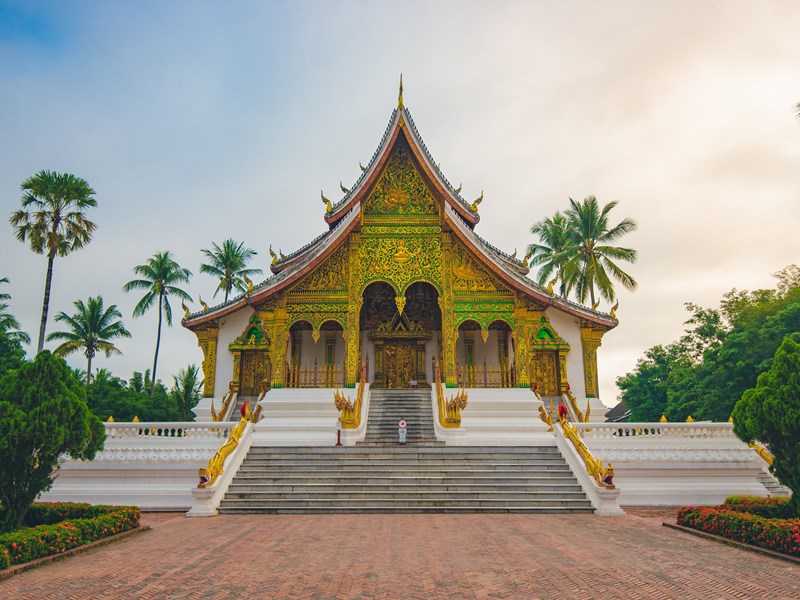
[[2, 510, 798, 599]]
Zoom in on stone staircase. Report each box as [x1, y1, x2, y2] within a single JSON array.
[[360, 388, 442, 446], [758, 469, 792, 497], [218, 445, 593, 513], [218, 387, 592, 513]]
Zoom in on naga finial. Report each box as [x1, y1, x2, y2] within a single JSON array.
[[523, 249, 533, 266], [199, 295, 209, 312], [321, 190, 332, 213], [269, 245, 278, 265], [398, 73, 404, 110], [591, 301, 600, 311], [181, 300, 190, 319], [610, 300, 619, 319], [470, 191, 483, 212], [547, 275, 558, 294], [243, 275, 254, 292], [359, 161, 367, 172], [510, 248, 517, 260], [279, 249, 286, 260], [340, 181, 350, 194], [454, 183, 462, 194]]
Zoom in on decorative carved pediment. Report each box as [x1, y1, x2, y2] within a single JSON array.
[[229, 315, 271, 352]]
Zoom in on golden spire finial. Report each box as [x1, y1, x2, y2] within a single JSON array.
[[398, 73, 404, 110]]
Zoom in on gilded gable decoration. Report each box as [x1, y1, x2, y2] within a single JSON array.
[[229, 315, 271, 352], [363, 143, 439, 218]]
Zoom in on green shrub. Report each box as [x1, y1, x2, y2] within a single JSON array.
[[677, 505, 800, 557], [724, 495, 797, 519], [0, 502, 140, 569]]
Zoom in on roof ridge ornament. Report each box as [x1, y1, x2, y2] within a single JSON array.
[[398, 73, 404, 110], [470, 190, 484, 212], [340, 181, 350, 194], [321, 190, 333, 213]]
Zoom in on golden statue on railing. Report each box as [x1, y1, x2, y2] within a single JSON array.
[[333, 366, 366, 429], [558, 412, 615, 489], [198, 403, 250, 489], [435, 363, 467, 428]]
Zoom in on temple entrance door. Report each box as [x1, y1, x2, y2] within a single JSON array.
[[384, 340, 416, 388], [240, 351, 270, 396], [531, 350, 560, 396]]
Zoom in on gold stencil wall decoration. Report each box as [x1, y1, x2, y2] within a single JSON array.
[[195, 326, 219, 397], [359, 236, 443, 294], [363, 143, 440, 218]]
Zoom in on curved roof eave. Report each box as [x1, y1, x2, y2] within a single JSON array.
[[183, 207, 360, 329], [444, 204, 618, 330]]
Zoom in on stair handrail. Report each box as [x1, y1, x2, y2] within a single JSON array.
[[212, 384, 237, 422], [198, 402, 252, 489], [557, 413, 615, 489], [250, 381, 269, 423], [535, 389, 554, 432], [333, 366, 365, 428], [435, 363, 467, 428], [564, 388, 589, 423], [749, 441, 774, 466]]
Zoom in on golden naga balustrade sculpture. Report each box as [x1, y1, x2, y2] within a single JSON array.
[[197, 404, 251, 489], [333, 367, 366, 428], [558, 413, 615, 489], [748, 441, 774, 466], [435, 364, 467, 428], [211, 386, 236, 423], [565, 388, 590, 423]]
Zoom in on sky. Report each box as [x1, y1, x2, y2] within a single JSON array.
[[1, 1, 799, 407]]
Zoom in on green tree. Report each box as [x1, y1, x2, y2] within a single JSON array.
[[526, 212, 574, 297], [563, 196, 637, 306], [0, 352, 105, 532], [171, 364, 203, 421], [46, 296, 131, 385], [0, 330, 26, 377], [0, 277, 30, 344], [123, 251, 192, 390], [200, 239, 262, 303], [732, 336, 800, 512], [9, 171, 97, 352], [86, 371, 179, 422]]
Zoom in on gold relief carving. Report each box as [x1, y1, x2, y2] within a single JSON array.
[[451, 242, 505, 292], [384, 341, 416, 388], [392, 240, 419, 263], [395, 296, 407, 314], [361, 225, 441, 236], [363, 143, 439, 217], [292, 244, 348, 292], [531, 350, 559, 396], [581, 326, 605, 398]]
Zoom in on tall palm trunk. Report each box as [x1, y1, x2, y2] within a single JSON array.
[[37, 252, 56, 353], [151, 292, 164, 393], [86, 353, 93, 386]]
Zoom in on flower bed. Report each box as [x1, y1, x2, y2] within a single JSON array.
[[677, 496, 799, 557], [0, 502, 141, 569]]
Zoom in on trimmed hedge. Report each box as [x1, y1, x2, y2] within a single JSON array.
[[677, 496, 800, 557], [0, 503, 140, 569]]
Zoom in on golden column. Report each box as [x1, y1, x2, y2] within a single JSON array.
[[441, 234, 457, 387], [269, 301, 289, 388], [196, 326, 219, 397], [345, 235, 361, 387], [580, 324, 605, 398]]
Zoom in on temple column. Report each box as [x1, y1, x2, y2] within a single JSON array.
[[196, 326, 219, 397], [269, 303, 288, 388], [580, 325, 605, 398]]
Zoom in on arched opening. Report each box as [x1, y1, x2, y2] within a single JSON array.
[[360, 281, 441, 388], [456, 319, 515, 388], [286, 320, 347, 388]]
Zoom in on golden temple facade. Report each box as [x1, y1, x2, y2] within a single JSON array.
[[183, 85, 617, 401]]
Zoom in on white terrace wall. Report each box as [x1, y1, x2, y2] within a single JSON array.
[[578, 422, 768, 506], [39, 423, 233, 510]]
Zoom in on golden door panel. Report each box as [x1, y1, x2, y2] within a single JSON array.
[[385, 341, 416, 389], [240, 351, 269, 396], [531, 350, 559, 396]]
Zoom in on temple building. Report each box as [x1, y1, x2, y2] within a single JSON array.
[[182, 82, 618, 417]]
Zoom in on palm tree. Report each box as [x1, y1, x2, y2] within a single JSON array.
[[0, 277, 31, 344], [47, 296, 131, 385], [171, 364, 203, 421], [123, 251, 192, 390], [562, 196, 637, 306], [200, 239, 262, 303], [9, 171, 97, 353], [526, 212, 575, 298]]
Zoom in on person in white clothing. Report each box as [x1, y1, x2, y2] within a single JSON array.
[[398, 417, 407, 445]]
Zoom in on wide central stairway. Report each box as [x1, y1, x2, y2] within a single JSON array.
[[218, 388, 592, 514]]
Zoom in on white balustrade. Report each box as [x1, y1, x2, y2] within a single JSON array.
[[575, 422, 738, 441], [104, 422, 233, 441]]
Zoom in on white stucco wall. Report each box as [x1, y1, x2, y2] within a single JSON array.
[[214, 308, 256, 398], [544, 308, 587, 399]]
